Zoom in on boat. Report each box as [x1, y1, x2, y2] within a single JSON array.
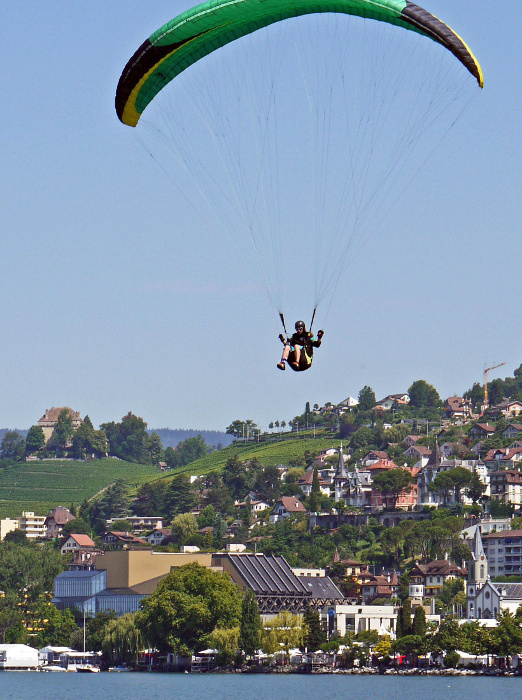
[[75, 664, 100, 673]]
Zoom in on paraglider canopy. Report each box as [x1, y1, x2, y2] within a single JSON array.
[[115, 1, 483, 328], [116, 0, 483, 127]]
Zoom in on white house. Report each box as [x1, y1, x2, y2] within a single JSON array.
[[146, 528, 172, 546]]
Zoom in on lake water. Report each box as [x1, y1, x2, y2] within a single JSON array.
[[0, 673, 519, 700]]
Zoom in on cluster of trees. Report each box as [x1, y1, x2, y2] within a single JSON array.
[[391, 609, 522, 664], [429, 467, 486, 508], [0, 537, 74, 647], [1, 410, 215, 469]]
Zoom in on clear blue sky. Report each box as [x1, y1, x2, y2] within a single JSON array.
[[1, 1, 520, 432]]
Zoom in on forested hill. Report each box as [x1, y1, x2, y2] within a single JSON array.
[[0, 427, 232, 450], [147, 428, 234, 449], [0, 429, 28, 442]]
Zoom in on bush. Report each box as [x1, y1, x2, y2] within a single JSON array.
[[444, 650, 460, 668]]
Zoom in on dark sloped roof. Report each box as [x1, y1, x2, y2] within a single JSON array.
[[226, 554, 309, 596], [497, 583, 522, 600], [296, 576, 344, 600]]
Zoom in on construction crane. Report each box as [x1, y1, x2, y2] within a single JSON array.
[[483, 362, 506, 409]]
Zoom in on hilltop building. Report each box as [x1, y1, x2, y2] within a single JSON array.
[[37, 407, 82, 445]]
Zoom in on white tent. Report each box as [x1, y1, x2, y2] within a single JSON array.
[[0, 644, 39, 669]]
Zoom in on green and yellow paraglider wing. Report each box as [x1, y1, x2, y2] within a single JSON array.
[[116, 0, 483, 127]]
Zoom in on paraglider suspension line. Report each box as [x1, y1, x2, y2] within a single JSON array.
[[309, 307, 317, 333], [279, 312, 289, 337]]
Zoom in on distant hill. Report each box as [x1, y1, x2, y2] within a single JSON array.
[[0, 428, 29, 442], [147, 428, 234, 449], [0, 427, 232, 450]]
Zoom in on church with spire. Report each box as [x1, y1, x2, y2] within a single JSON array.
[[467, 525, 522, 619]]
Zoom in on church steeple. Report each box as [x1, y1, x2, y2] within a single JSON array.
[[468, 526, 488, 589], [427, 441, 442, 468], [335, 443, 347, 479]]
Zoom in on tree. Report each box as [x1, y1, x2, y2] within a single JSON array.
[[429, 470, 454, 506], [261, 612, 303, 660], [381, 527, 404, 568], [349, 426, 375, 450], [148, 432, 164, 466], [226, 419, 259, 440], [400, 599, 412, 637], [372, 469, 413, 510], [101, 413, 150, 464], [358, 386, 376, 412], [72, 421, 107, 460], [136, 563, 243, 655], [466, 472, 487, 504], [460, 621, 492, 656], [84, 611, 117, 652], [170, 513, 198, 544], [29, 602, 77, 648], [239, 590, 261, 658], [408, 380, 441, 409], [254, 465, 281, 502], [0, 541, 64, 619], [308, 469, 321, 513], [373, 635, 392, 659], [197, 505, 216, 529], [397, 572, 410, 604], [222, 455, 250, 500], [132, 480, 168, 518], [412, 606, 426, 637], [448, 467, 473, 504], [71, 421, 95, 459], [25, 425, 45, 456], [428, 616, 463, 655], [0, 596, 23, 643], [94, 479, 131, 523], [0, 431, 26, 462], [61, 517, 91, 537], [491, 610, 522, 657], [4, 530, 29, 545], [302, 605, 326, 652], [102, 613, 144, 666], [53, 409, 75, 450], [209, 626, 240, 665], [167, 474, 196, 519], [165, 435, 208, 469], [464, 382, 484, 410]]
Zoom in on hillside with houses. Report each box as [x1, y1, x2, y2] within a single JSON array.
[[2, 366, 522, 670]]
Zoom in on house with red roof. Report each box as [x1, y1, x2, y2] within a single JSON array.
[[60, 533, 96, 556], [270, 497, 307, 523]]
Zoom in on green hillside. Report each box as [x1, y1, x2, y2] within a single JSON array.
[[0, 458, 161, 518], [0, 434, 340, 517], [158, 435, 339, 481]]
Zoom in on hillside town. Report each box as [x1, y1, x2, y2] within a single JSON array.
[[1, 372, 522, 674]]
